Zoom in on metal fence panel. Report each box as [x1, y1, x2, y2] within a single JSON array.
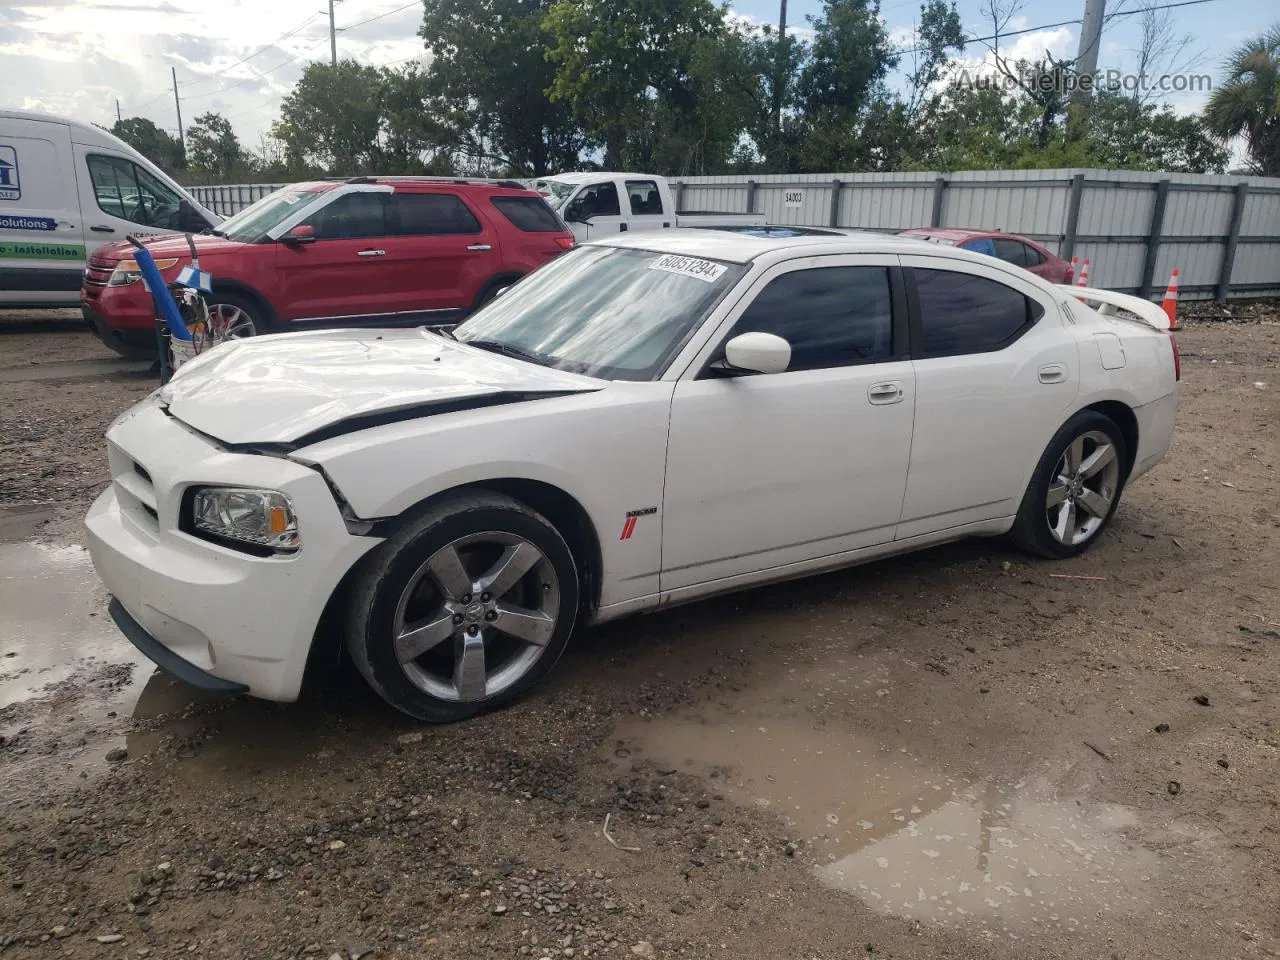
[[197, 170, 1280, 299]]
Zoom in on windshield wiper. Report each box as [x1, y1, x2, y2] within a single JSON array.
[[462, 339, 553, 367]]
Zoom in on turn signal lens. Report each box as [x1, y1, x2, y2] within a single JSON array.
[[108, 258, 181, 286], [554, 236, 576, 250]]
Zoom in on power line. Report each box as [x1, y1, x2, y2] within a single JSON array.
[[893, 0, 1221, 55], [179, 12, 322, 86], [183, 39, 331, 102], [340, 0, 419, 32]]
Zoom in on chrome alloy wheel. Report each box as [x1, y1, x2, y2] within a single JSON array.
[[392, 532, 561, 702], [1045, 430, 1121, 546], [207, 303, 257, 339]]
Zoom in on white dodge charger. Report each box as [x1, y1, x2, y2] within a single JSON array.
[[86, 229, 1180, 721]]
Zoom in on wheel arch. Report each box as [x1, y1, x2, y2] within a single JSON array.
[[209, 278, 278, 329], [1082, 399, 1138, 478], [472, 272, 525, 311]]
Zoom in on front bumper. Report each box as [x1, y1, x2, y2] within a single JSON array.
[[84, 399, 381, 702]]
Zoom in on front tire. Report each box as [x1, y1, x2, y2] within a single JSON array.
[[1009, 410, 1127, 559], [346, 490, 579, 722]]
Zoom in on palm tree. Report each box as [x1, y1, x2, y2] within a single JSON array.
[[1204, 25, 1280, 175]]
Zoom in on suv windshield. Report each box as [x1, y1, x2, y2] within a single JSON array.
[[454, 246, 745, 381], [527, 179, 575, 211], [217, 185, 328, 242]]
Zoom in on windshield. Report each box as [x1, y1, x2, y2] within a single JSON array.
[[527, 179, 576, 211], [217, 185, 327, 242], [454, 246, 746, 381]]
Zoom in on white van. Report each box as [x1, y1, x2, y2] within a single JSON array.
[[0, 110, 219, 308]]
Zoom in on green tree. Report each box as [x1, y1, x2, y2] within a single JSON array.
[[185, 112, 244, 180], [273, 60, 385, 175], [379, 65, 458, 175], [1203, 24, 1280, 175], [544, 0, 746, 173], [110, 117, 184, 172], [419, 0, 584, 175]]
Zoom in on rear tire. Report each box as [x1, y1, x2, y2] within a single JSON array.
[[1009, 410, 1128, 559], [346, 490, 579, 723]]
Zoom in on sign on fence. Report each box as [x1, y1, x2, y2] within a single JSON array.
[[783, 189, 805, 208]]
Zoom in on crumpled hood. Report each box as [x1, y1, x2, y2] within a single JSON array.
[[162, 328, 602, 446]]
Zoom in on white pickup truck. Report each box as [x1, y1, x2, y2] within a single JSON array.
[[528, 172, 766, 243]]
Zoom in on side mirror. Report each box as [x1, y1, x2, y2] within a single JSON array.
[[722, 332, 791, 375], [283, 224, 316, 245]]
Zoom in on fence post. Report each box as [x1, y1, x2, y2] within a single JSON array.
[[1216, 182, 1250, 302], [673, 182, 685, 213], [1061, 172, 1086, 262], [745, 179, 757, 214], [1139, 179, 1171, 300], [930, 176, 946, 227], [829, 179, 842, 227]]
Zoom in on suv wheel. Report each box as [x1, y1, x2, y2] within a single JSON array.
[[346, 490, 579, 722], [205, 293, 265, 340]]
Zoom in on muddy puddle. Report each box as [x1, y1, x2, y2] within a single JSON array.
[[617, 698, 1172, 940]]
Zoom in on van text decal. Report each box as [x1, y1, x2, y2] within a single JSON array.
[[0, 215, 56, 231], [0, 242, 85, 260]]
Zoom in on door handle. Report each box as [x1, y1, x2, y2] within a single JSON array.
[[868, 382, 905, 404], [90, 225, 115, 233], [356, 249, 385, 257], [466, 244, 492, 252], [1038, 363, 1068, 384]]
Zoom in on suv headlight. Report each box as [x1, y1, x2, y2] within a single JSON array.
[[109, 257, 180, 286], [187, 487, 301, 555]]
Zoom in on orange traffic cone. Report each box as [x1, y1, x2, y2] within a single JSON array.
[[1075, 258, 1090, 287], [1161, 268, 1181, 330]]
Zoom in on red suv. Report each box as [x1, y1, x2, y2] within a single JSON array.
[[82, 177, 575, 358], [898, 228, 1073, 284]]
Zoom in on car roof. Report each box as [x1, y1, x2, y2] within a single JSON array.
[[902, 226, 1045, 247], [596, 227, 933, 264], [537, 172, 653, 185]]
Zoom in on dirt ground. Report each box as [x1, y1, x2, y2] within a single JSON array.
[[1, 307, 1277, 960]]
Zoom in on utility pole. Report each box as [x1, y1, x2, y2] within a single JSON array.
[[774, 0, 787, 144], [171, 66, 186, 163], [1076, 0, 1105, 84], [328, 0, 338, 66], [116, 98, 122, 124]]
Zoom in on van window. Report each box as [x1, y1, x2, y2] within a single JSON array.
[[86, 155, 185, 229]]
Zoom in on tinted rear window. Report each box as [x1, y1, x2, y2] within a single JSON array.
[[490, 196, 566, 232], [392, 193, 481, 235], [913, 268, 1042, 356]]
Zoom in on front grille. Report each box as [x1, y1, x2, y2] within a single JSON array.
[[84, 256, 116, 289], [108, 446, 159, 535]]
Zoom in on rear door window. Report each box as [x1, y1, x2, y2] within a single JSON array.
[[994, 238, 1030, 267], [392, 193, 482, 235], [625, 180, 662, 215], [566, 182, 620, 220], [490, 196, 565, 232], [912, 268, 1042, 357]]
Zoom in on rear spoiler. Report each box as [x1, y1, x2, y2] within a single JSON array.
[[1054, 285, 1171, 332]]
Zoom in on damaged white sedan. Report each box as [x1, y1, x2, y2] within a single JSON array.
[[86, 229, 1180, 721]]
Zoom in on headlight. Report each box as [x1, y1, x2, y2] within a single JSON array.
[[188, 487, 301, 555], [109, 257, 180, 286]]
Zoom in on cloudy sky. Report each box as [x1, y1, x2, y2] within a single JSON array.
[[0, 0, 1265, 159]]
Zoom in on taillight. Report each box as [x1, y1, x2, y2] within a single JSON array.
[[1169, 333, 1181, 382], [554, 236, 575, 250], [1064, 267, 1074, 285]]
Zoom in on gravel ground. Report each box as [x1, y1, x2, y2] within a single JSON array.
[[1, 306, 1278, 960]]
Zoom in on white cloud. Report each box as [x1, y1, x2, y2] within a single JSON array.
[[1, 0, 427, 155]]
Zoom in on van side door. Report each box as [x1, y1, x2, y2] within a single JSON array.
[[0, 117, 85, 306]]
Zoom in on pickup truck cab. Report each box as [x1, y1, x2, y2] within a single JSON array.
[[529, 172, 765, 243]]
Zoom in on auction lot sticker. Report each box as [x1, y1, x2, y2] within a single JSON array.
[[0, 241, 85, 260], [648, 253, 727, 283]]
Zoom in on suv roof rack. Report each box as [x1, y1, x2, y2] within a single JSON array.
[[341, 175, 526, 189]]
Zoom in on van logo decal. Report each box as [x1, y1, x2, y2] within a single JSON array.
[[0, 145, 20, 201], [0, 215, 56, 231]]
